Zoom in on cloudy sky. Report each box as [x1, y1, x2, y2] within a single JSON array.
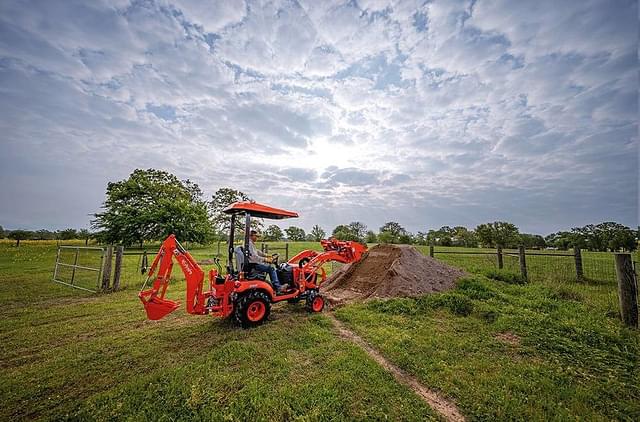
[[0, 0, 637, 235]]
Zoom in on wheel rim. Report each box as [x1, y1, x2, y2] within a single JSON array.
[[312, 296, 324, 312], [247, 301, 266, 321]]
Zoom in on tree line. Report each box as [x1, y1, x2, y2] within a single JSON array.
[[4, 169, 637, 252], [262, 220, 638, 252], [0, 226, 93, 247]]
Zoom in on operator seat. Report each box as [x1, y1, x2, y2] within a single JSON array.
[[234, 246, 267, 281]]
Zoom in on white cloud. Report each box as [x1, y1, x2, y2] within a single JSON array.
[[169, 0, 247, 33], [0, 0, 636, 233]]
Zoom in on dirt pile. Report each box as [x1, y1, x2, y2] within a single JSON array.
[[323, 244, 468, 304]]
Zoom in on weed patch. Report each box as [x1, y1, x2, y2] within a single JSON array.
[[456, 276, 497, 300], [551, 286, 583, 302], [484, 269, 527, 285]]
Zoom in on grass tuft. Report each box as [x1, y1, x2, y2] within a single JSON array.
[[484, 269, 527, 285]]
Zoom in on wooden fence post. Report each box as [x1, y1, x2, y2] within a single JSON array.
[[429, 245, 434, 258], [112, 246, 123, 291], [101, 246, 113, 291], [285, 243, 289, 261], [574, 247, 584, 281], [141, 250, 148, 274], [497, 246, 503, 269], [615, 253, 638, 328], [518, 245, 528, 282]]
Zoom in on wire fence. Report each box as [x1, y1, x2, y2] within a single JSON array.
[[53, 246, 104, 292], [417, 246, 629, 317], [112, 242, 318, 291], [53, 242, 634, 321]]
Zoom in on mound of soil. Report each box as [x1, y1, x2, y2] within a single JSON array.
[[323, 244, 468, 304]]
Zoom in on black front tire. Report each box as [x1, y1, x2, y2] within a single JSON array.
[[305, 290, 325, 313], [234, 290, 271, 328]]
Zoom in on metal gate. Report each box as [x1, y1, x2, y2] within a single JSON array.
[[53, 246, 105, 292]]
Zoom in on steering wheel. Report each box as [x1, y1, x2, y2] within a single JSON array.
[[271, 253, 279, 266]]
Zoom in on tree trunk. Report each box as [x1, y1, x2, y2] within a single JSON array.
[[16, 238, 20, 247]]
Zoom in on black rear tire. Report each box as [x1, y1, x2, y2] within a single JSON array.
[[234, 290, 271, 328]]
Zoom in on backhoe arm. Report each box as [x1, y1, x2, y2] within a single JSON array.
[[139, 234, 208, 320]]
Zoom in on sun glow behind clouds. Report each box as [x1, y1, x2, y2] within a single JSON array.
[[307, 138, 363, 170]]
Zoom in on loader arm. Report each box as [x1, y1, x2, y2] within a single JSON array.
[[289, 239, 367, 287], [138, 234, 209, 320]]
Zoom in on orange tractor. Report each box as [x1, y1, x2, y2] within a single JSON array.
[[139, 201, 367, 327]]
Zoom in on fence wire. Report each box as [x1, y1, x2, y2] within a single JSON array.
[[100, 244, 630, 321], [428, 247, 623, 317], [54, 247, 104, 292]]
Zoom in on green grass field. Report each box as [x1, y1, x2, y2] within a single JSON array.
[[0, 242, 438, 421], [1, 240, 639, 420]]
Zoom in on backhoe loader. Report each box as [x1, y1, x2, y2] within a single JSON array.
[[139, 201, 366, 327]]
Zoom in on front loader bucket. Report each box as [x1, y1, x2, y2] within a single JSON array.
[[139, 290, 180, 320]]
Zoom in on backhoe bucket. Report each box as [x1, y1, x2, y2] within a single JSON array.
[[139, 290, 180, 320]]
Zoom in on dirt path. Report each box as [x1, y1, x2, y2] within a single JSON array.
[[328, 314, 466, 422]]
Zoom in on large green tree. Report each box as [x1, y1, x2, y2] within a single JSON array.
[[414, 231, 428, 245], [34, 229, 55, 240], [57, 228, 78, 240], [365, 230, 377, 243], [332, 222, 367, 242], [520, 233, 546, 249], [93, 169, 212, 246], [263, 225, 284, 241], [427, 226, 456, 246], [310, 225, 326, 241], [545, 231, 581, 250], [572, 222, 636, 251], [285, 226, 306, 241], [475, 222, 521, 248], [8, 230, 31, 247], [332, 224, 351, 240], [453, 226, 477, 247], [209, 187, 262, 238], [347, 222, 367, 243], [378, 221, 409, 244], [78, 229, 92, 246]]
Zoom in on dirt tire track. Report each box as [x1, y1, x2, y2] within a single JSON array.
[[328, 314, 466, 422]]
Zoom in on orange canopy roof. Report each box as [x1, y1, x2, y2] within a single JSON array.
[[222, 201, 298, 219]]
